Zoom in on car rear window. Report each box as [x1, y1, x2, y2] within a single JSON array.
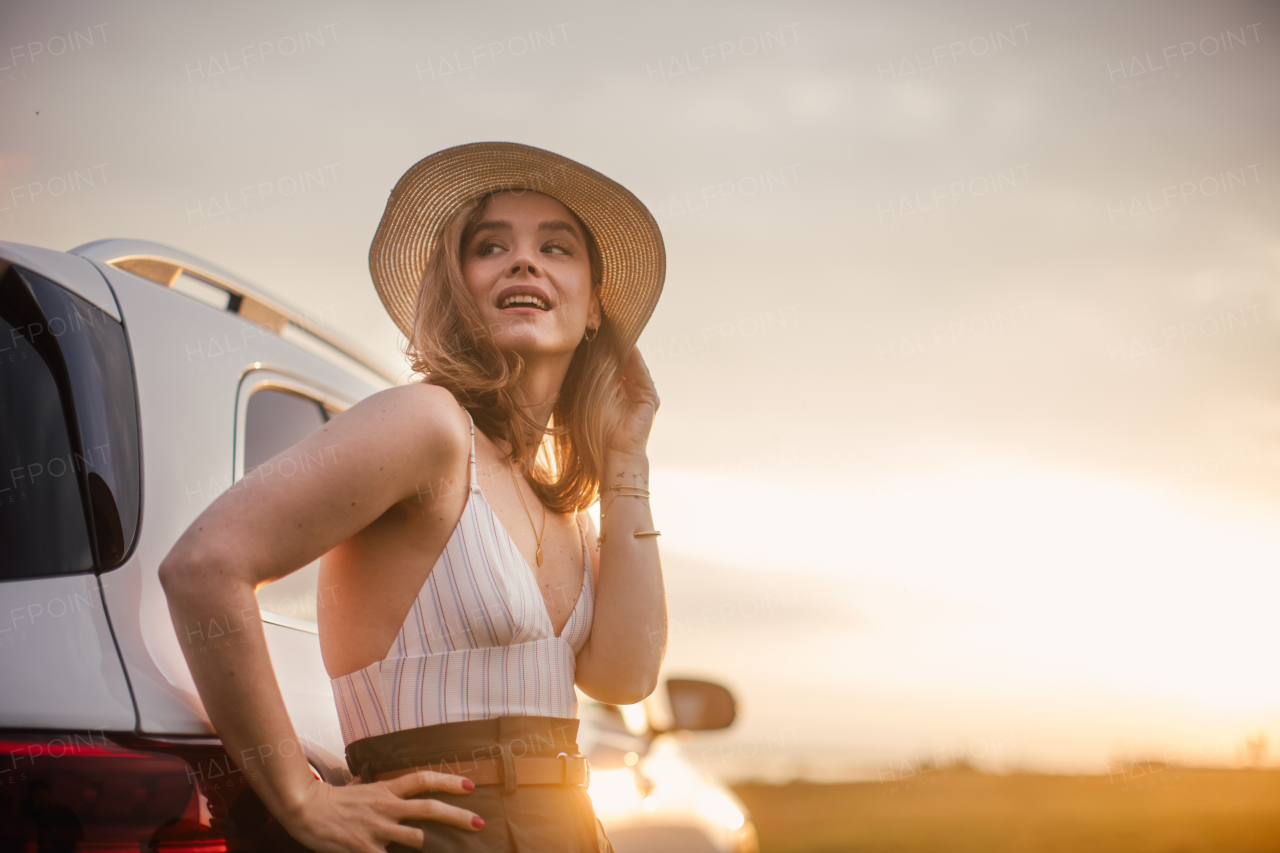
[[0, 263, 141, 579]]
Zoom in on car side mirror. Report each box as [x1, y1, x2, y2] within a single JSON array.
[[666, 678, 736, 731]]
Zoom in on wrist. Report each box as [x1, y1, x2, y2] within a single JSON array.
[[603, 449, 650, 473], [277, 772, 323, 828]]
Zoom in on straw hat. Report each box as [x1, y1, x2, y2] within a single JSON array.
[[369, 141, 665, 360]]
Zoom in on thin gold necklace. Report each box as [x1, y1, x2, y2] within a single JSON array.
[[508, 461, 546, 566]]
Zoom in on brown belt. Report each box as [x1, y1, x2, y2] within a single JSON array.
[[372, 753, 590, 787]]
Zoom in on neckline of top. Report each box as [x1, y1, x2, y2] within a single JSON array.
[[464, 410, 590, 641]]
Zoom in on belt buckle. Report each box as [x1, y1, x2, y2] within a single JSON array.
[[556, 751, 590, 787]]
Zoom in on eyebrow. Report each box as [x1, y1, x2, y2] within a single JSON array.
[[469, 218, 583, 240], [470, 219, 512, 236], [538, 219, 583, 240]]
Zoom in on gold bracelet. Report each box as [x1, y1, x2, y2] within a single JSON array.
[[602, 493, 647, 517], [598, 529, 661, 546], [598, 484, 653, 549]]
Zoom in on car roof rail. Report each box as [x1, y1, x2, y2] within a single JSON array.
[[69, 238, 399, 386]]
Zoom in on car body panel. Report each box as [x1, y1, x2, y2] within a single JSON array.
[[260, 620, 351, 781], [0, 573, 136, 731]]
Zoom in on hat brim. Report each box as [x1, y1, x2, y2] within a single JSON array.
[[369, 141, 665, 361]]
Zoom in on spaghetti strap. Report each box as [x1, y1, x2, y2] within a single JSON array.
[[465, 410, 479, 493]]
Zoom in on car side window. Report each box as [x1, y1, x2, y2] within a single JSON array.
[[0, 264, 141, 579], [243, 387, 332, 625], [244, 388, 328, 472]]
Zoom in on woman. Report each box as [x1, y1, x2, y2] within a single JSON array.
[[160, 142, 668, 852]]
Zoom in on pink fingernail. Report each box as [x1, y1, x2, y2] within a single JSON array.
[[472, 816, 485, 829], [462, 779, 475, 792]]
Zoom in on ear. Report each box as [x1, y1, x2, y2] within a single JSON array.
[[586, 290, 603, 329]]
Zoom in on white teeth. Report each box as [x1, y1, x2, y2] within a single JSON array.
[[500, 294, 549, 310]]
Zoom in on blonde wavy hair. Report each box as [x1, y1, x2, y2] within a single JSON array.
[[405, 192, 623, 515]]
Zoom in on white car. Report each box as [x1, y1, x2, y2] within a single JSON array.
[[0, 238, 756, 852], [579, 683, 759, 853]]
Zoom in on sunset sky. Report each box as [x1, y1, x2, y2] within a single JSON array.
[[3, 0, 1278, 780]]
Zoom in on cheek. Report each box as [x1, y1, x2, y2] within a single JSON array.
[[562, 289, 594, 323], [460, 261, 495, 306], [561, 265, 595, 315]]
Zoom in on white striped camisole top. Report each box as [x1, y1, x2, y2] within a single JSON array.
[[330, 412, 595, 748]]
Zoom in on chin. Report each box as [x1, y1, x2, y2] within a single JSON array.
[[493, 332, 576, 358]]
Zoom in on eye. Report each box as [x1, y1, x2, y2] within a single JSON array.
[[542, 240, 573, 255], [476, 240, 504, 256]]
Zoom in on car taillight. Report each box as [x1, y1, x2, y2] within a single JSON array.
[[0, 731, 311, 852]]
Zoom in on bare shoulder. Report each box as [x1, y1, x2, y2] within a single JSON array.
[[342, 382, 468, 435], [325, 382, 470, 476]]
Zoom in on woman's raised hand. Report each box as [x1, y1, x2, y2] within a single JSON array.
[[607, 346, 660, 461], [283, 771, 482, 852]]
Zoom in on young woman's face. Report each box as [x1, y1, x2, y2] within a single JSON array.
[[461, 190, 601, 359]]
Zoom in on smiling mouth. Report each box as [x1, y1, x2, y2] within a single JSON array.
[[498, 293, 551, 311]]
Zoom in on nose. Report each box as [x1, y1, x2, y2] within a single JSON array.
[[507, 240, 542, 278]]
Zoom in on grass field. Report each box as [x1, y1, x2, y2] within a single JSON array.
[[734, 766, 1280, 852]]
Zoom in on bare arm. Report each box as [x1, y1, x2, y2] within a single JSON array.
[[574, 347, 668, 704], [159, 384, 482, 851]]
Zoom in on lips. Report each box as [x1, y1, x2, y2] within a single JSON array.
[[496, 285, 552, 311]]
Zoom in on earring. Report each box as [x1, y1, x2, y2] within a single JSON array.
[[584, 326, 599, 343]]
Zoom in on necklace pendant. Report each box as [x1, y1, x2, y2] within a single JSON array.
[[536, 546, 543, 567]]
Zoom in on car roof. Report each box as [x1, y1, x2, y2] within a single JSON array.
[[69, 238, 398, 387]]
